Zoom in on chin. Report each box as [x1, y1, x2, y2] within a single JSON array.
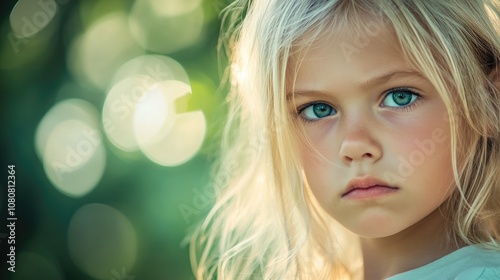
[[338, 215, 408, 239], [351, 228, 401, 239]]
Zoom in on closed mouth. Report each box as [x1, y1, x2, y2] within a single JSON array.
[[342, 176, 398, 198], [342, 185, 399, 197]]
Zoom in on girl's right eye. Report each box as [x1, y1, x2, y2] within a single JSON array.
[[298, 103, 337, 121]]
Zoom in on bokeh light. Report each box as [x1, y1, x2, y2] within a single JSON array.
[[9, 0, 59, 38], [111, 54, 190, 88], [1, 1, 59, 74], [2, 0, 225, 278], [104, 54, 206, 166], [67, 12, 143, 90], [128, 0, 204, 54], [134, 80, 206, 166], [35, 99, 105, 197], [102, 75, 157, 152], [35, 99, 98, 159], [150, 0, 203, 17], [68, 204, 137, 280], [132, 85, 174, 147]]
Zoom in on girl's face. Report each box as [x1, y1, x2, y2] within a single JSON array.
[[289, 25, 456, 238]]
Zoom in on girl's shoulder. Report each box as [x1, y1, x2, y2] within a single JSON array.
[[387, 244, 500, 280], [455, 266, 500, 280]]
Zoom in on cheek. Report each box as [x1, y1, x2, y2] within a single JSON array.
[[299, 135, 341, 205], [298, 122, 336, 167], [384, 104, 450, 171], [394, 120, 451, 173], [392, 119, 455, 198], [300, 144, 326, 193], [393, 126, 441, 171]]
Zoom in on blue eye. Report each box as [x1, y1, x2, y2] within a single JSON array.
[[381, 89, 420, 108], [299, 103, 337, 121]]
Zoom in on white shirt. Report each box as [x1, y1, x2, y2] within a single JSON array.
[[387, 244, 500, 280]]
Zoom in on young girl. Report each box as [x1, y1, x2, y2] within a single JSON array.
[[189, 0, 500, 279]]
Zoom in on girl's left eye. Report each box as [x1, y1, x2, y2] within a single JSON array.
[[381, 88, 421, 109]]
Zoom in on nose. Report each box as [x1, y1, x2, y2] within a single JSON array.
[[338, 118, 382, 166]]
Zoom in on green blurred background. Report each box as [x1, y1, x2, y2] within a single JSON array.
[[0, 0, 228, 279]]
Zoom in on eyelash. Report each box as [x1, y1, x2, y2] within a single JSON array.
[[382, 87, 422, 111], [296, 87, 423, 123], [296, 102, 336, 123]]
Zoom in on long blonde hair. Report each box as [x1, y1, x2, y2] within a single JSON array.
[[189, 0, 500, 279]]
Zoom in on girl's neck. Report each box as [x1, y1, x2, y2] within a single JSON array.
[[358, 207, 462, 280]]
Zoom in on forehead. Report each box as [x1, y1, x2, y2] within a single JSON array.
[[287, 19, 410, 91], [287, 12, 397, 68]]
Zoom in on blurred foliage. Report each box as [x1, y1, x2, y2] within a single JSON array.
[[0, 0, 229, 279]]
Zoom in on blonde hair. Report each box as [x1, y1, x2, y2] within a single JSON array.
[[189, 0, 500, 279]]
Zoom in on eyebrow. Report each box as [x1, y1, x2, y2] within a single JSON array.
[[359, 69, 426, 89], [287, 69, 426, 100]]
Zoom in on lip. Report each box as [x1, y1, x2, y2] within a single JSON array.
[[342, 176, 399, 200]]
